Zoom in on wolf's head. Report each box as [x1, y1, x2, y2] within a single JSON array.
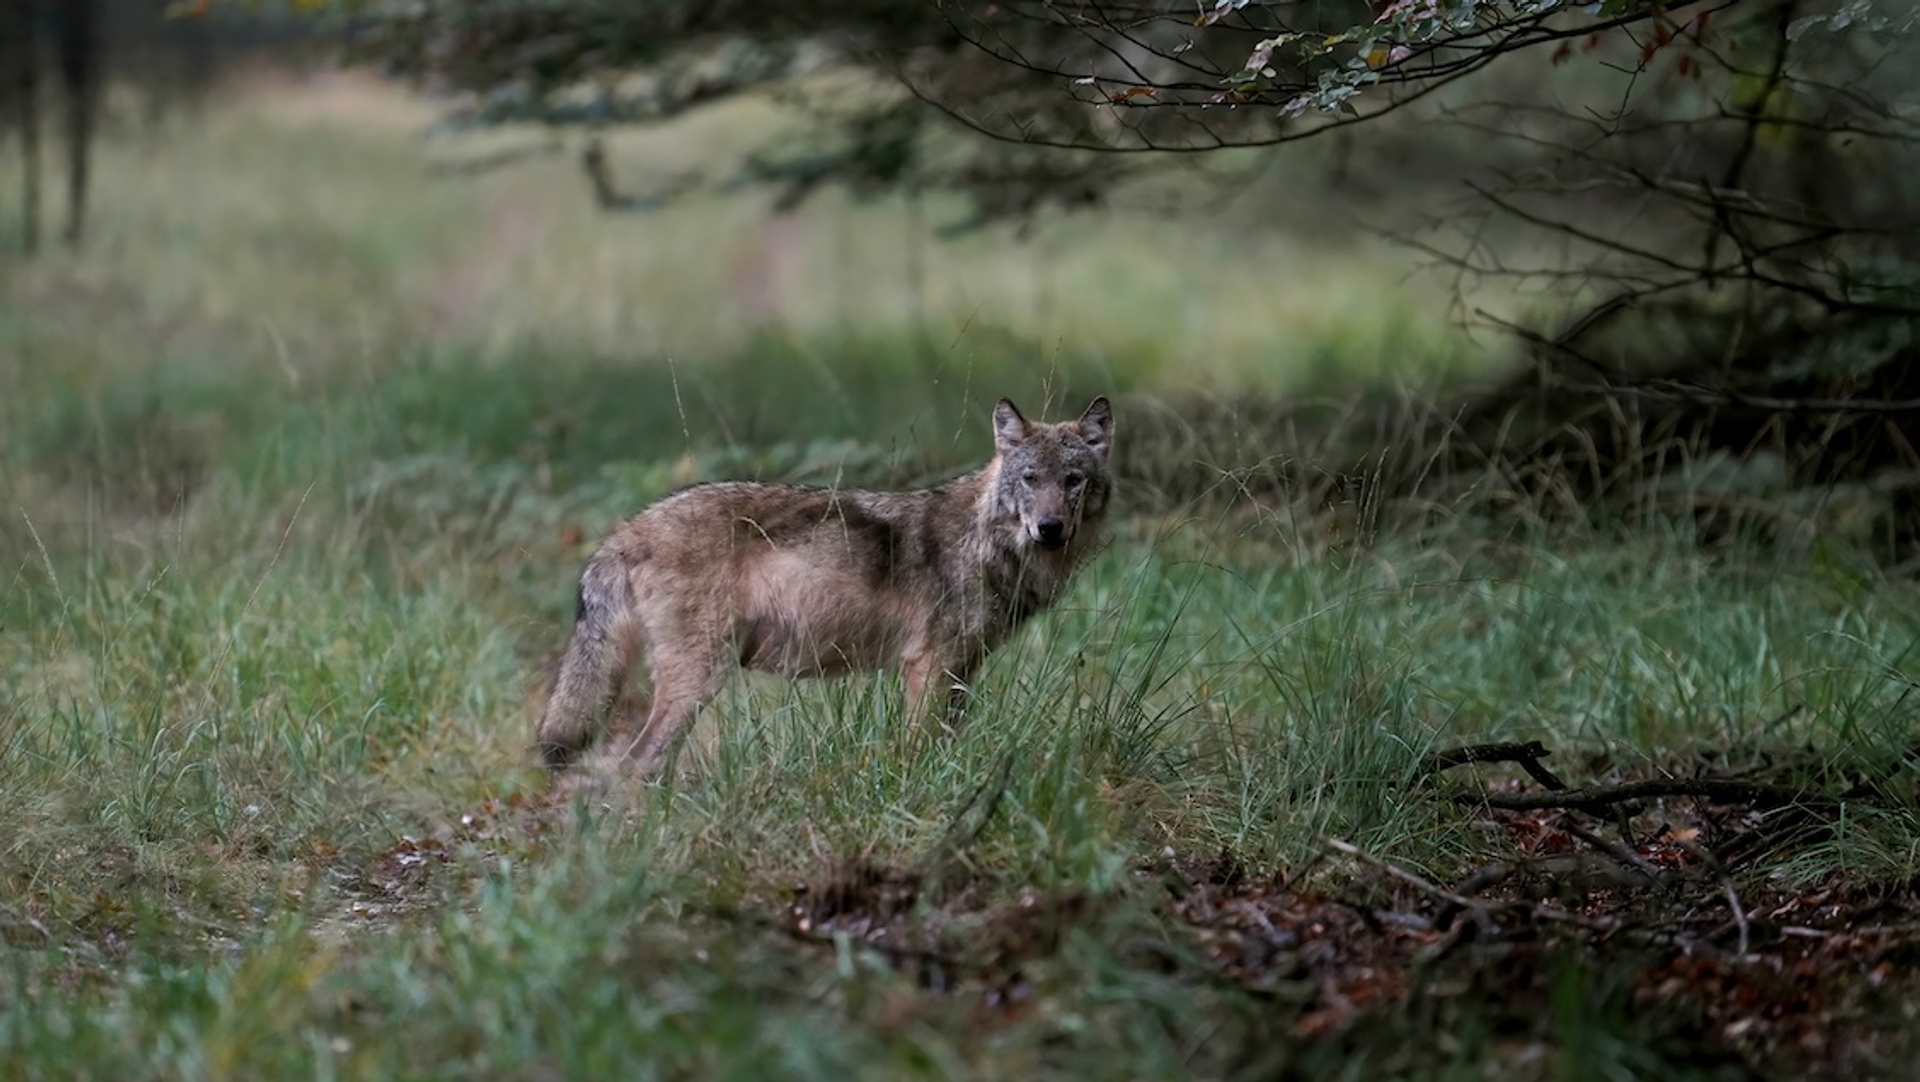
[[989, 395, 1115, 553]]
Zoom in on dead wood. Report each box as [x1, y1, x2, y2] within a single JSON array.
[[1419, 741, 1568, 791], [1420, 740, 1885, 814]]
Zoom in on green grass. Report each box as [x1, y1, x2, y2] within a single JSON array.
[[2, 71, 1916, 1081]]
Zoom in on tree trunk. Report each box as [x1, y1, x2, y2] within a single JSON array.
[[1, 0, 43, 254], [54, 0, 97, 246]]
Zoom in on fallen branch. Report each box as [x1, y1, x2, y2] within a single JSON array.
[[1421, 740, 1880, 813], [1420, 740, 1569, 791]]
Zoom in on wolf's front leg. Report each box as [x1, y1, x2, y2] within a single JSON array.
[[903, 653, 976, 736], [618, 648, 729, 780]]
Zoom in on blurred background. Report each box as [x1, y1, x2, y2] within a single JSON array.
[[2, 0, 1914, 565], [5, 7, 1920, 1076]]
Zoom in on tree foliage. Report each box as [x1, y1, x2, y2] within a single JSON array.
[[272, 2, 1919, 378], [286, 1, 1808, 210]]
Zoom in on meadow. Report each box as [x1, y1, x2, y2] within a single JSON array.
[[2, 70, 1916, 1080]]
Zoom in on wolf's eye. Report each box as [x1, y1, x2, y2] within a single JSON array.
[[1065, 473, 1085, 488], [1022, 471, 1038, 485]]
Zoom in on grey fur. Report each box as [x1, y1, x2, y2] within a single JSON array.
[[535, 395, 1115, 778]]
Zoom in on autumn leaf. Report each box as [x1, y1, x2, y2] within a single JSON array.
[[1197, 0, 1236, 27], [1241, 36, 1289, 75], [1366, 44, 1413, 68]]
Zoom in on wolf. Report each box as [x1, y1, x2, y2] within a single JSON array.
[[534, 395, 1115, 779]]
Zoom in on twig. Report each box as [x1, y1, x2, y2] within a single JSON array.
[[1323, 837, 1492, 914], [1450, 860, 1523, 901], [1557, 818, 1671, 888], [1560, 382, 1920, 415], [1703, 0, 1797, 284], [1434, 859, 1524, 933], [1672, 836, 1750, 958], [1724, 878, 1751, 958]]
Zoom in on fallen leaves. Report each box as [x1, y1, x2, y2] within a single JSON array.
[[325, 738, 1914, 1078], [335, 790, 566, 923], [749, 743, 1917, 1079]]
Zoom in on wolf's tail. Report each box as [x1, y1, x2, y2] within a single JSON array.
[[535, 550, 640, 770]]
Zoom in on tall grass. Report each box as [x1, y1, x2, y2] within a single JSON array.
[[2, 70, 1914, 1080]]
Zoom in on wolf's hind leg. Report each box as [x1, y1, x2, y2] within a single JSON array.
[[534, 555, 640, 769], [600, 690, 655, 761]]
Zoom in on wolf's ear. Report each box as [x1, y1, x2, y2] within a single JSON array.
[[1077, 396, 1113, 458], [993, 398, 1030, 453]]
